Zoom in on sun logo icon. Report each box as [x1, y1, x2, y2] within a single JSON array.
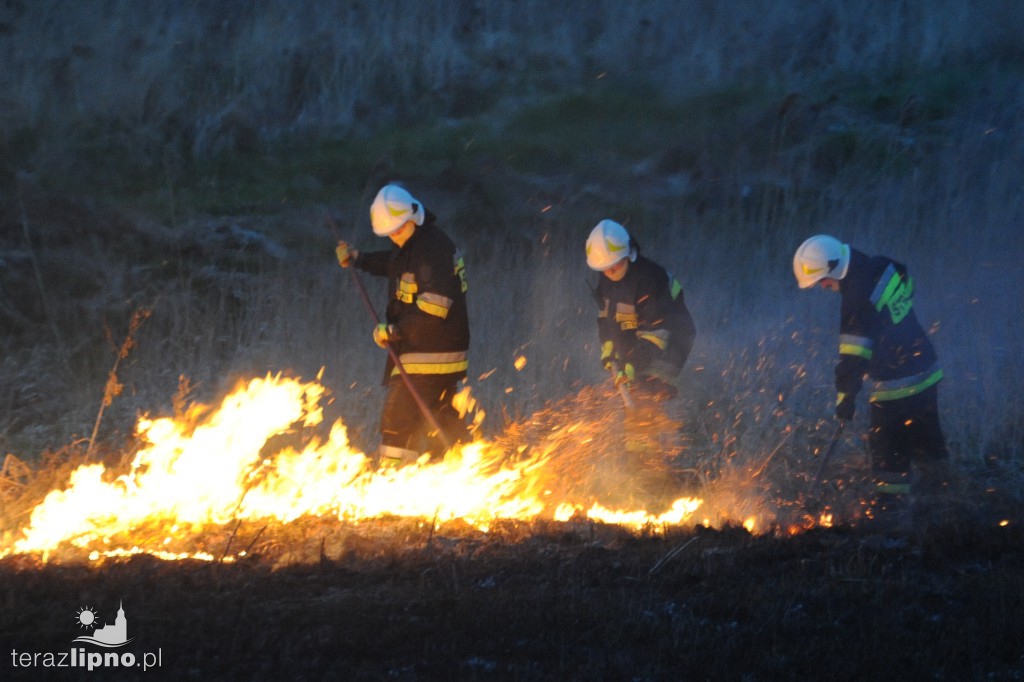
[[76, 606, 99, 630]]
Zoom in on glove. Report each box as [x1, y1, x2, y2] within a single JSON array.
[[835, 392, 855, 421], [600, 341, 616, 371], [335, 241, 358, 268], [372, 323, 395, 348], [615, 362, 635, 388]]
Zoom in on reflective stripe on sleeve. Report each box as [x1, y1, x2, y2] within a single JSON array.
[[839, 333, 873, 359], [636, 329, 670, 351], [416, 292, 453, 319], [397, 273, 418, 304]]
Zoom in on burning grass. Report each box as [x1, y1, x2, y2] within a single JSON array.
[[0, 374, 851, 565], [0, 374, 712, 564], [2, 369, 1020, 572]]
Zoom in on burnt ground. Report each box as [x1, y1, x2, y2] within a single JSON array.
[[2, 510, 1023, 682]]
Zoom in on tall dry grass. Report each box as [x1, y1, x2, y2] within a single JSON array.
[[121, 110, 1024, 467], [5, 101, 1022, 472], [0, 0, 1021, 515], [2, 1, 1022, 170]]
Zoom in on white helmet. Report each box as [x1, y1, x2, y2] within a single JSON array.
[[370, 184, 425, 236], [793, 234, 850, 288], [586, 219, 637, 271]]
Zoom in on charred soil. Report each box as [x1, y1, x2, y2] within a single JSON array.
[[2, 514, 1024, 681]]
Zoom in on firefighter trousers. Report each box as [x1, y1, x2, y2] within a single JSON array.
[[379, 374, 469, 463], [868, 385, 948, 478]]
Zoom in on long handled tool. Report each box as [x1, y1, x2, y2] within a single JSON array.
[[327, 215, 452, 453], [808, 419, 845, 498]]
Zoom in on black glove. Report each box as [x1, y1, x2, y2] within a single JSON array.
[[835, 393, 855, 421]]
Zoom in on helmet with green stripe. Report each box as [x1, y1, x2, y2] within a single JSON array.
[[793, 234, 850, 288], [586, 219, 637, 271], [370, 184, 425, 236]]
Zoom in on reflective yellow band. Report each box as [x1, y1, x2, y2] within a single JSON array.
[[636, 329, 669, 351], [614, 302, 637, 330], [416, 299, 448, 318], [392, 352, 468, 376], [869, 367, 943, 402], [615, 309, 638, 330], [600, 340, 614, 362], [839, 333, 873, 359], [839, 343, 873, 359], [416, 292, 453, 319], [397, 273, 418, 304], [876, 482, 911, 495], [393, 360, 469, 376]]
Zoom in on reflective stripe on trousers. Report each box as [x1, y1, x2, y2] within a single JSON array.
[[391, 351, 468, 376]]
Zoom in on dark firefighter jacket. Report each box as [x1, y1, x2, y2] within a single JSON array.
[[355, 218, 469, 383], [595, 254, 696, 383], [835, 248, 942, 403]]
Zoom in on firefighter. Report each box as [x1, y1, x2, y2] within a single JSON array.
[[793, 234, 949, 517], [586, 219, 696, 400], [336, 184, 470, 468]]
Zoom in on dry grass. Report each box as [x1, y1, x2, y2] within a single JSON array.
[[5, 1, 1019, 147]]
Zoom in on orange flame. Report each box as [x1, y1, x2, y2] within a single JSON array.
[[2, 374, 713, 562]]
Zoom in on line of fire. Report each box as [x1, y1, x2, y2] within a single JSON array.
[[0, 368, 852, 565]]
